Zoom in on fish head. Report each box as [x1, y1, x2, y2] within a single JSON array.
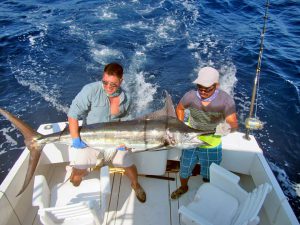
[[174, 132, 205, 149]]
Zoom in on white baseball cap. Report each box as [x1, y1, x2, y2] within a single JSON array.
[[193, 67, 219, 87]]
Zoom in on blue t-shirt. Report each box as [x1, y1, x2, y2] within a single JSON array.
[[68, 81, 131, 125]]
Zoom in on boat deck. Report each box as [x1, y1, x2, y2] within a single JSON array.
[[30, 162, 269, 225], [104, 171, 193, 225], [32, 163, 208, 225], [103, 171, 261, 225]]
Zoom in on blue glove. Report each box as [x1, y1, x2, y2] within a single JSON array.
[[116, 145, 126, 151], [72, 137, 87, 149]]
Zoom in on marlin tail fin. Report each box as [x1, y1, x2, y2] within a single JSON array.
[[0, 108, 45, 196]]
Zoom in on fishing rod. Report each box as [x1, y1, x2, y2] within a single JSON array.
[[244, 0, 270, 140]]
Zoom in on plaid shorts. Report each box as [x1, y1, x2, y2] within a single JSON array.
[[179, 143, 222, 179]]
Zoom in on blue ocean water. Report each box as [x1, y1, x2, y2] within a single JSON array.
[[0, 0, 299, 220]]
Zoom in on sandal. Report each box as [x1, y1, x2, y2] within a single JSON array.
[[171, 186, 188, 199], [131, 184, 146, 203]]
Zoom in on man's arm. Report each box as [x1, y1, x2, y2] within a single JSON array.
[[68, 117, 80, 139], [68, 117, 88, 148], [225, 113, 238, 132], [176, 102, 185, 122]]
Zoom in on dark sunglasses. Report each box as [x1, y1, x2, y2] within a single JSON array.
[[197, 84, 216, 93], [102, 80, 119, 88]]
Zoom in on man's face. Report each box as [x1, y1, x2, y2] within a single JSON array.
[[197, 84, 217, 99], [102, 73, 122, 95]]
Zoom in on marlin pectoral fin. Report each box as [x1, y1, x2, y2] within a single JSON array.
[[137, 144, 171, 152]]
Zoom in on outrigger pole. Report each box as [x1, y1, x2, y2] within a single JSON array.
[[244, 0, 270, 140]]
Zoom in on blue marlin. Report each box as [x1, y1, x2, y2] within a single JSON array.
[[0, 92, 212, 196]]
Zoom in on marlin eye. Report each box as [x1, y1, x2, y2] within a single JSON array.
[[183, 134, 190, 139]]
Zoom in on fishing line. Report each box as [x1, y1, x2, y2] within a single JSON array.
[[254, 0, 269, 118], [244, 0, 270, 139]]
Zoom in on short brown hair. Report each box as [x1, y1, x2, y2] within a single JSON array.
[[104, 62, 123, 79]]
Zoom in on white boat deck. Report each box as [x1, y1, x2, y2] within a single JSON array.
[[36, 164, 195, 225], [1, 125, 298, 225], [104, 171, 186, 225], [102, 171, 265, 225], [33, 163, 209, 225], [31, 162, 267, 225]]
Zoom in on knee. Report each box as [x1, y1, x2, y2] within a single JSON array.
[[70, 168, 88, 186], [123, 164, 137, 172]]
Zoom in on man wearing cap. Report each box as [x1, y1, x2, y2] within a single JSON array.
[[171, 66, 238, 199]]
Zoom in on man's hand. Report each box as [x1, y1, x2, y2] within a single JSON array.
[[215, 122, 231, 136], [72, 137, 87, 149]]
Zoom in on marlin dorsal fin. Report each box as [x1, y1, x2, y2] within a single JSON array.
[[139, 91, 177, 120]]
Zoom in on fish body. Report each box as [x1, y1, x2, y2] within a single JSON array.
[[48, 116, 211, 151], [0, 92, 213, 196]]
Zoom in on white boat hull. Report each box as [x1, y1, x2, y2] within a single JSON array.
[[0, 122, 298, 225]]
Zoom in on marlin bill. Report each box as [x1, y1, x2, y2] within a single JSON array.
[[0, 92, 213, 196]]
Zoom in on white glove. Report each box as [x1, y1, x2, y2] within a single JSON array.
[[215, 122, 231, 136]]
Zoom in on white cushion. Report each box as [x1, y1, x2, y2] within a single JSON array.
[[178, 164, 272, 225], [187, 183, 239, 225], [39, 201, 100, 225], [51, 178, 100, 207]]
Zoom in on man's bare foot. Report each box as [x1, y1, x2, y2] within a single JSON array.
[[131, 183, 146, 203]]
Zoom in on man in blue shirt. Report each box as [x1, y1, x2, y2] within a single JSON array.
[[68, 62, 146, 203]]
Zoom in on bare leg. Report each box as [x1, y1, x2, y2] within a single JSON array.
[[170, 176, 189, 199], [123, 164, 146, 203], [124, 164, 139, 188], [179, 177, 189, 191]]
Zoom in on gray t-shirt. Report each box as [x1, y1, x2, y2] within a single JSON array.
[[180, 89, 236, 131]]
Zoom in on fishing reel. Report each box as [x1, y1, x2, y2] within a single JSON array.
[[245, 117, 264, 130]]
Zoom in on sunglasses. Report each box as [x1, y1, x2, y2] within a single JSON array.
[[197, 84, 216, 93], [102, 80, 119, 88]]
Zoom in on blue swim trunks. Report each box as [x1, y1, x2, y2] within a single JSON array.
[[179, 143, 222, 179]]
